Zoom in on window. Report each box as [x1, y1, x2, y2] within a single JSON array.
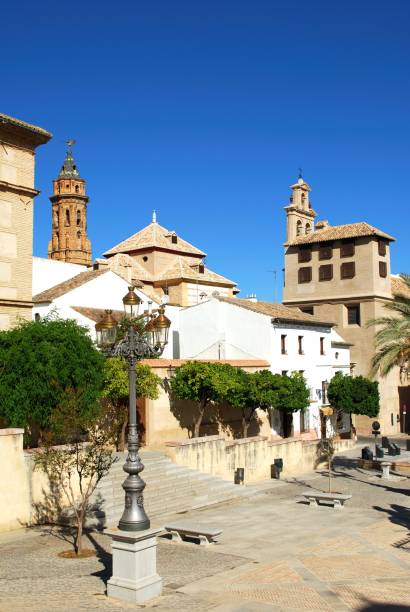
[[298, 247, 311, 263], [65, 209, 70, 225], [66, 183, 69, 189], [341, 240, 355, 258], [379, 261, 387, 278], [347, 304, 360, 325], [300, 306, 314, 315], [75, 185, 79, 193], [76, 210, 81, 226], [296, 220, 302, 236], [77, 231, 81, 239], [298, 267, 312, 284], [198, 263, 205, 273], [298, 336, 304, 355], [378, 240, 387, 256], [171, 234, 178, 244], [319, 245, 332, 260], [142, 256, 148, 262], [320, 337, 325, 355], [281, 334, 287, 355], [281, 370, 288, 376], [319, 264, 333, 281], [34, 313, 41, 322], [341, 262, 355, 279], [305, 223, 311, 235]]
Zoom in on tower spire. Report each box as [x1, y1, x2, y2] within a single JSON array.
[[48, 143, 92, 266], [59, 139, 81, 178], [152, 210, 157, 223]]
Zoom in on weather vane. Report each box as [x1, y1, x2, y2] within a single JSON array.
[[298, 167, 303, 179], [65, 138, 76, 152]]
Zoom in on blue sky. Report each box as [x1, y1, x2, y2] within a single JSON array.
[[2, 0, 409, 300]]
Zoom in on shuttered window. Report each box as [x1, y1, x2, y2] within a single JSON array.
[[340, 240, 355, 258], [298, 267, 312, 283], [378, 240, 387, 256], [319, 264, 333, 281], [341, 262, 355, 279], [379, 261, 387, 277], [298, 248, 312, 263], [319, 245, 333, 260]]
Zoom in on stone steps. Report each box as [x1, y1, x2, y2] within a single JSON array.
[[90, 449, 250, 527]]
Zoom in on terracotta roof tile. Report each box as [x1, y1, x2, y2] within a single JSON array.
[[33, 269, 108, 303], [288, 222, 395, 246], [391, 275, 410, 298], [71, 306, 124, 323], [103, 222, 206, 257], [216, 296, 335, 327], [156, 257, 236, 287], [140, 359, 270, 368]]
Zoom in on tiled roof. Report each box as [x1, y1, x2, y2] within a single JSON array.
[[391, 276, 410, 299], [156, 257, 236, 287], [71, 306, 124, 323], [288, 222, 395, 246], [216, 296, 335, 327], [0, 112, 52, 139], [104, 222, 206, 257], [140, 359, 270, 368], [101, 253, 148, 285], [33, 269, 108, 303]]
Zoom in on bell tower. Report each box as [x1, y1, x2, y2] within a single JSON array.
[[48, 140, 92, 266], [284, 172, 316, 243]]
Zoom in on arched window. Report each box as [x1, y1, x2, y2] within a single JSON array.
[[301, 192, 306, 205], [76, 210, 81, 226], [75, 185, 79, 193], [66, 183, 69, 189], [77, 230, 81, 239], [65, 209, 70, 225], [296, 220, 302, 236], [305, 223, 311, 235]]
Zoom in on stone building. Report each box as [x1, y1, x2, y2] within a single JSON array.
[[282, 174, 404, 434], [48, 142, 92, 266], [97, 212, 238, 306], [0, 112, 51, 329]]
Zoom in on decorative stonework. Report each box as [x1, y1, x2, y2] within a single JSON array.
[[48, 142, 92, 266]]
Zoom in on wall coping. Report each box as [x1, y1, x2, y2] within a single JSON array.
[[226, 436, 268, 448], [140, 359, 270, 368], [0, 428, 24, 436], [165, 435, 224, 447]]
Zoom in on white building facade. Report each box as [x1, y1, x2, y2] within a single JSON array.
[[179, 297, 351, 439]]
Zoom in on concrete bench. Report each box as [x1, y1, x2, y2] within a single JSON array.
[[164, 521, 222, 545], [301, 491, 352, 509]]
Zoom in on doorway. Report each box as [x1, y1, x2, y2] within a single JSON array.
[[399, 386, 410, 433]]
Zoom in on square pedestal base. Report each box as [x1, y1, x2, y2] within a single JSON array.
[[105, 526, 162, 604]]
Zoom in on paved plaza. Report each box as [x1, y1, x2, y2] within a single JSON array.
[[2, 448, 410, 611]]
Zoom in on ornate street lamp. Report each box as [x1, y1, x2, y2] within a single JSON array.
[[95, 287, 171, 531]]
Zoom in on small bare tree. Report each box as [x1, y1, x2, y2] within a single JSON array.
[[35, 390, 117, 556]]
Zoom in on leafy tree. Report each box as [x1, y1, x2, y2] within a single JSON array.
[[275, 371, 310, 414], [170, 361, 233, 438], [0, 317, 104, 441], [34, 389, 117, 556], [368, 273, 410, 379], [101, 358, 162, 450], [327, 371, 380, 418], [228, 369, 280, 438]]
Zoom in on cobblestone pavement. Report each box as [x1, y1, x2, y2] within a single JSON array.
[[2, 448, 410, 611]]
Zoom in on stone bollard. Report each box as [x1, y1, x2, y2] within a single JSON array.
[[380, 462, 391, 480]]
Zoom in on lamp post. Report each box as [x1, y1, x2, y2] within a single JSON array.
[[95, 287, 171, 531]]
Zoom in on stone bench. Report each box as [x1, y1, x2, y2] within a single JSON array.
[[301, 491, 352, 509], [164, 521, 222, 545]]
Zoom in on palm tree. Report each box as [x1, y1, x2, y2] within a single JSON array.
[[368, 274, 410, 381]]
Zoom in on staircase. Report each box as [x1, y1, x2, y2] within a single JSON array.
[[92, 450, 250, 527]]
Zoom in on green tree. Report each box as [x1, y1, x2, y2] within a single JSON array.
[[35, 389, 117, 556], [368, 273, 410, 379], [275, 371, 310, 414], [327, 371, 380, 418], [101, 357, 162, 450], [0, 317, 104, 441], [228, 369, 280, 438], [170, 361, 232, 438]]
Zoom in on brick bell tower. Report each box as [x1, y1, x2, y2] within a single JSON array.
[[48, 140, 92, 266]]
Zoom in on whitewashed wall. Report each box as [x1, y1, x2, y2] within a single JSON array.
[[32, 257, 87, 295], [179, 298, 351, 438]]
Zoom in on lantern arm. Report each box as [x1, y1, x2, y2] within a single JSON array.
[[107, 332, 164, 361]]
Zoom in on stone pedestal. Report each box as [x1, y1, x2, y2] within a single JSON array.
[[105, 527, 162, 604]]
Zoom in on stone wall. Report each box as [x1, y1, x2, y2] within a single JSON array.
[[165, 434, 355, 483]]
